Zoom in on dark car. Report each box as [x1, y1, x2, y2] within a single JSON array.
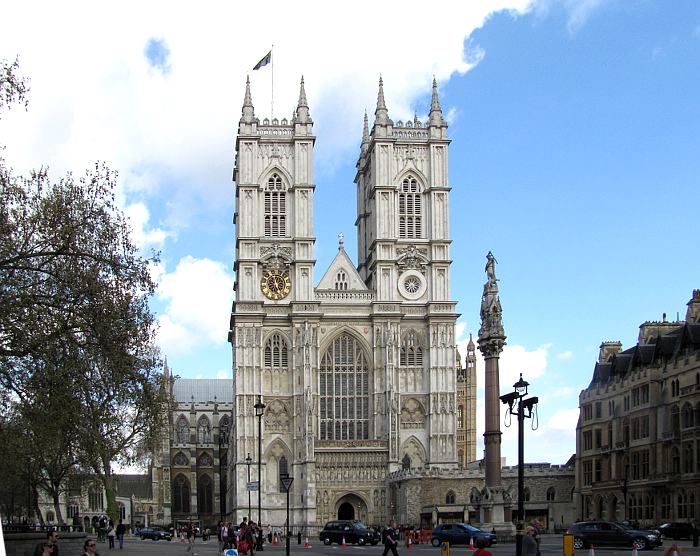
[[658, 523, 697, 540], [567, 521, 662, 550], [319, 520, 381, 546], [430, 523, 497, 547], [140, 526, 173, 541]]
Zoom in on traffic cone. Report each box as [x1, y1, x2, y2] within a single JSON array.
[[407, 537, 412, 550], [304, 537, 311, 549], [273, 533, 279, 546], [589, 545, 595, 556], [342, 536, 347, 548], [632, 547, 639, 556], [469, 537, 475, 551], [180, 533, 185, 543]]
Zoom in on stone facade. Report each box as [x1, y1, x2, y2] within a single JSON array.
[[576, 290, 700, 527], [227, 77, 460, 528], [150, 371, 234, 529], [456, 337, 477, 466], [388, 462, 576, 531]]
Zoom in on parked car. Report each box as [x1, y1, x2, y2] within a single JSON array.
[[319, 520, 381, 546], [430, 524, 497, 547], [140, 526, 173, 541], [657, 523, 697, 540], [567, 521, 662, 550]]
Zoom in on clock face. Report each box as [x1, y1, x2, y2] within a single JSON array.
[[261, 270, 291, 300]]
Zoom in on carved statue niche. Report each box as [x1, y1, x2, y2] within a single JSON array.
[[264, 399, 290, 432], [400, 398, 426, 429]]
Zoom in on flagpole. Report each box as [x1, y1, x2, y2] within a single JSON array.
[[271, 44, 274, 119]]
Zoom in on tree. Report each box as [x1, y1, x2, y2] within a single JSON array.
[[0, 58, 171, 523]]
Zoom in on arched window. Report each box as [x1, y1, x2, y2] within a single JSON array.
[[335, 270, 348, 290], [264, 333, 288, 369], [264, 173, 286, 237], [672, 447, 681, 474], [445, 491, 456, 504], [319, 333, 369, 440], [399, 176, 421, 239], [118, 502, 126, 521], [173, 452, 188, 466], [400, 331, 423, 368], [46, 510, 55, 522], [546, 487, 556, 501], [402, 454, 411, 470], [682, 403, 694, 428], [198, 452, 213, 467], [172, 475, 190, 513], [457, 406, 464, 429], [176, 416, 189, 444], [278, 456, 289, 492], [684, 444, 694, 473], [197, 475, 213, 514], [523, 487, 531, 502], [197, 416, 211, 444], [671, 405, 680, 433], [88, 486, 104, 511]]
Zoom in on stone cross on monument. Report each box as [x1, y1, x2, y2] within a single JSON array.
[[476, 252, 515, 534]]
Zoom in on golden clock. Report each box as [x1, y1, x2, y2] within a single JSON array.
[[261, 270, 291, 300]]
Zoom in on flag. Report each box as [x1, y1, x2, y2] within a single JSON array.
[[253, 50, 272, 70]]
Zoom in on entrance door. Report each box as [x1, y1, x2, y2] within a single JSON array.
[[338, 502, 355, 520]]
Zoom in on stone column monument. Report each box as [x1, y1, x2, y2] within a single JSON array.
[[474, 252, 514, 533]]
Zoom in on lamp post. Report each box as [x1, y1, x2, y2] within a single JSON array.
[[281, 475, 294, 556], [500, 373, 538, 556], [254, 396, 266, 551], [246, 453, 252, 521], [621, 476, 628, 523]]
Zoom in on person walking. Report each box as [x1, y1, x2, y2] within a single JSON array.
[[115, 520, 126, 550], [523, 527, 538, 556], [107, 521, 116, 550], [186, 522, 195, 552], [382, 522, 399, 556]]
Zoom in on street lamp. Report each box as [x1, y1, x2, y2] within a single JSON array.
[[281, 475, 294, 556], [245, 453, 252, 521], [621, 476, 628, 523], [254, 396, 266, 551], [500, 373, 538, 556]]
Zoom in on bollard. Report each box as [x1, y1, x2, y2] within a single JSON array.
[[298, 531, 302, 544]]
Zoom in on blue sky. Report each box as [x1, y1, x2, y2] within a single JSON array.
[[2, 1, 699, 467]]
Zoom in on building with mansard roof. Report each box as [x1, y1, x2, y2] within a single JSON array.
[[576, 290, 700, 526]]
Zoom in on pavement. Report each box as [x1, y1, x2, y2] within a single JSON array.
[[102, 535, 700, 556]]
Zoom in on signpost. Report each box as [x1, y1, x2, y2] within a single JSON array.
[[281, 476, 294, 556]]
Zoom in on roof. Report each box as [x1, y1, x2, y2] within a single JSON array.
[[172, 378, 233, 403], [115, 474, 152, 499], [316, 247, 368, 291]]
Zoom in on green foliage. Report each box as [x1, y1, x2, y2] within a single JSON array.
[[0, 58, 171, 523], [0, 57, 29, 116]]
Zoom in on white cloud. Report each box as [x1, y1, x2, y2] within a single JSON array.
[[557, 350, 573, 360], [156, 256, 234, 356], [0, 1, 535, 228], [124, 202, 171, 250], [216, 370, 230, 380]]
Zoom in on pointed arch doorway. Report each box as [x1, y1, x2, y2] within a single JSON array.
[[336, 493, 367, 522]]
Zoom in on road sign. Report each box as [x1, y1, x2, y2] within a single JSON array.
[[247, 481, 259, 491], [281, 476, 294, 492]]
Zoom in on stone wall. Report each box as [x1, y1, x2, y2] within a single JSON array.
[[4, 532, 87, 556]]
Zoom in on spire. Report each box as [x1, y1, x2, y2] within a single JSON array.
[[429, 76, 445, 127], [362, 110, 370, 144], [295, 75, 311, 123], [163, 356, 170, 379], [374, 76, 390, 126], [240, 75, 256, 124]]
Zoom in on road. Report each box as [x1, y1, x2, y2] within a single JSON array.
[[107, 535, 700, 556]]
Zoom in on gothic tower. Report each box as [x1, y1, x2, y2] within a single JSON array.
[[456, 335, 477, 466], [229, 76, 318, 528]]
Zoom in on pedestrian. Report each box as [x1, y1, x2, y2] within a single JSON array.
[[107, 521, 116, 549], [35, 530, 59, 556], [115, 520, 126, 550], [82, 538, 100, 556], [473, 538, 493, 556], [186, 522, 194, 552], [38, 541, 55, 556], [382, 521, 399, 556], [523, 527, 538, 556]]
